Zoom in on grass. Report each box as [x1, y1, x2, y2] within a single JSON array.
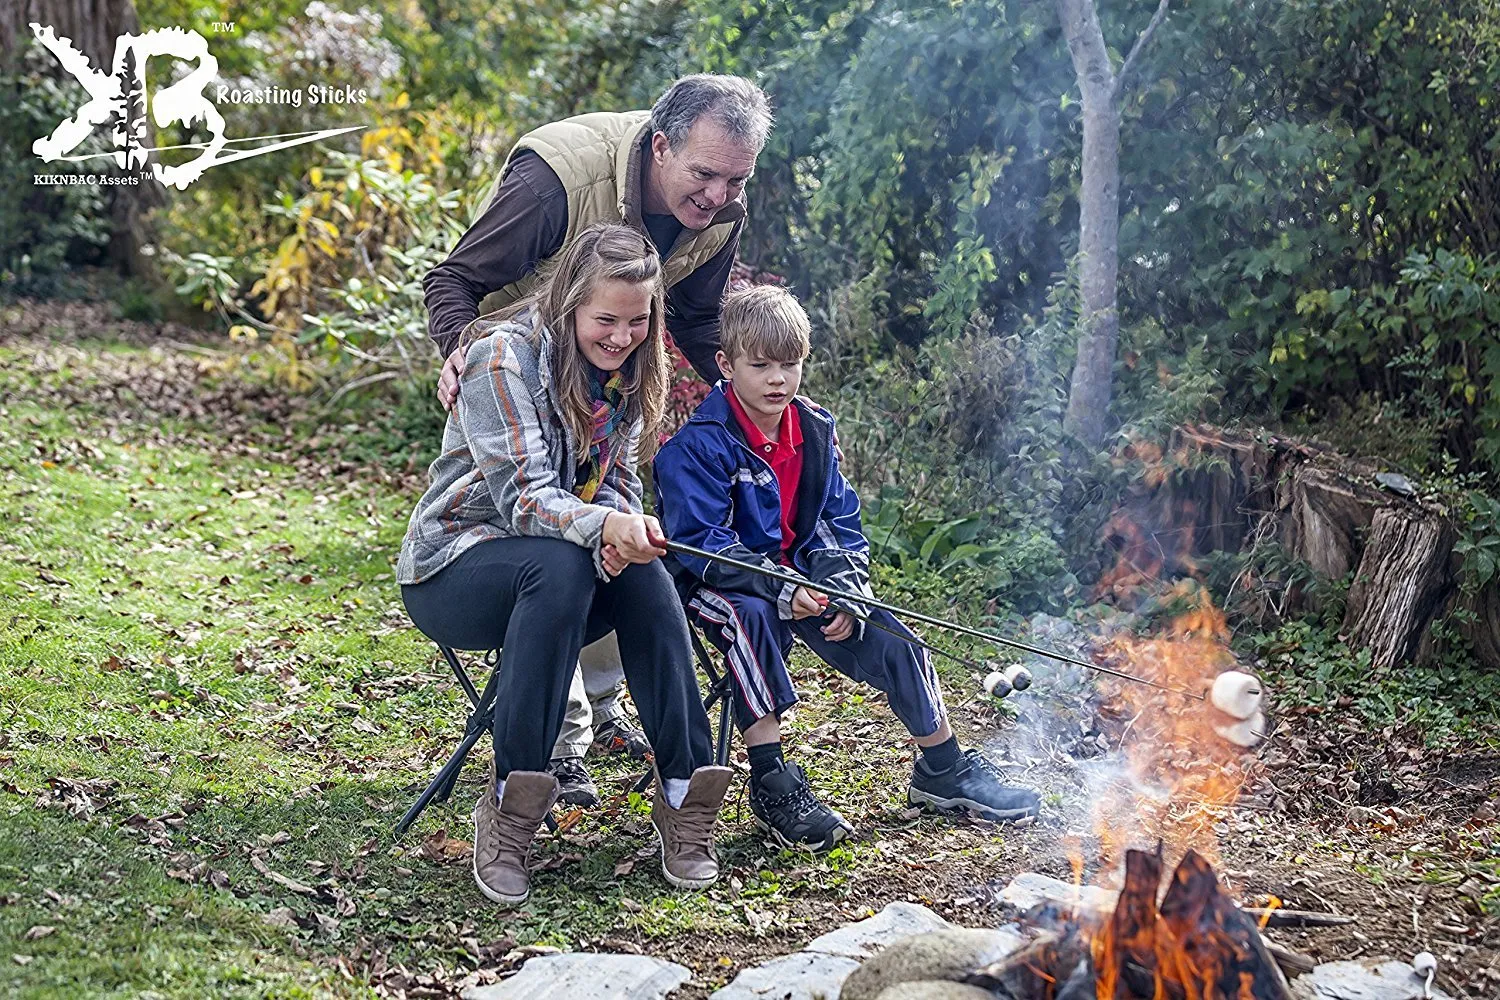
[[7, 334, 1494, 998], [0, 338, 1018, 998]]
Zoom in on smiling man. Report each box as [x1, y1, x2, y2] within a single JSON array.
[[422, 74, 772, 806]]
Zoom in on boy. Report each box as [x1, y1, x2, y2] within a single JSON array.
[[653, 286, 1040, 852]]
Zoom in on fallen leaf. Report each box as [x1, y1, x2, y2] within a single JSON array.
[[249, 853, 317, 895], [263, 906, 298, 928], [419, 828, 473, 862]]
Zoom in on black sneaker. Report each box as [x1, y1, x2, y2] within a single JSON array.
[[547, 756, 599, 808], [593, 717, 652, 760], [908, 749, 1040, 822], [748, 761, 854, 853]]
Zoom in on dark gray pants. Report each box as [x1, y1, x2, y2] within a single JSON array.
[[402, 537, 713, 781]]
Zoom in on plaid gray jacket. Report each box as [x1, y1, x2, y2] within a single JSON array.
[[396, 316, 643, 586]]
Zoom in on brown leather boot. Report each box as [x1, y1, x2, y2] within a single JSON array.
[[651, 766, 732, 889], [472, 768, 557, 905]]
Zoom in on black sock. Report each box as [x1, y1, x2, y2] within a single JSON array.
[[748, 741, 785, 783], [919, 736, 962, 772]]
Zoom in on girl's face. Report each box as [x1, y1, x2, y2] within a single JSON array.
[[575, 278, 653, 371]]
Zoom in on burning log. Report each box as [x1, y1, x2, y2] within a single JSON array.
[[964, 851, 1291, 1000], [1097, 848, 1172, 1000], [1156, 851, 1291, 1000]]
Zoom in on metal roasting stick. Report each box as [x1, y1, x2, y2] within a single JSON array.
[[663, 540, 1206, 701]]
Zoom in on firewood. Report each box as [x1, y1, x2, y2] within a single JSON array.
[[1241, 907, 1357, 928], [1158, 850, 1293, 1000], [1260, 939, 1317, 977]]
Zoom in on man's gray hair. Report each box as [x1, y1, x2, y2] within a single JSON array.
[[648, 74, 773, 152]]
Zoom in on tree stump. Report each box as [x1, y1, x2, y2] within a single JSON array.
[[1343, 509, 1456, 668], [1280, 466, 1384, 581]]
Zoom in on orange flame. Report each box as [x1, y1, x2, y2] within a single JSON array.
[[1257, 895, 1281, 931], [1088, 579, 1246, 873]]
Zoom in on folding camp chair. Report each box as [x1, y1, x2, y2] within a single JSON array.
[[632, 624, 737, 794], [394, 645, 558, 835]]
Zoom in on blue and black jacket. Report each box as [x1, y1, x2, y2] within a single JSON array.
[[653, 384, 873, 629]]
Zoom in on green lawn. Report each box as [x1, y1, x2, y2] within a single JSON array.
[[7, 336, 1493, 999], [0, 339, 1022, 998]]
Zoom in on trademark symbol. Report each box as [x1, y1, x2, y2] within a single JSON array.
[[211, 21, 236, 32]]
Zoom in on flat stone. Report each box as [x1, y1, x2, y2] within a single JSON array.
[[1291, 960, 1452, 1000], [711, 951, 860, 1000], [1375, 472, 1417, 497], [806, 902, 954, 960], [463, 953, 691, 1000], [873, 982, 995, 1000], [838, 928, 1026, 1000], [995, 872, 1117, 915]]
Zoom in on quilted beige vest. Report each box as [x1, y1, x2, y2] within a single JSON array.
[[473, 110, 743, 318]]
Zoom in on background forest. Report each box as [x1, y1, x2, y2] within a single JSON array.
[[9, 0, 1500, 634]]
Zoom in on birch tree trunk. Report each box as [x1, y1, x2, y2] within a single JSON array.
[[1054, 0, 1168, 447]]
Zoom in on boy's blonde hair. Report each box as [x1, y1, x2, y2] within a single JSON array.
[[720, 285, 811, 363]]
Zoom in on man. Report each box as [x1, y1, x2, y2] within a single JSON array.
[[422, 74, 773, 805]]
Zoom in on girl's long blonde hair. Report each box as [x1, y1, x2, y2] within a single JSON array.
[[472, 223, 670, 456]]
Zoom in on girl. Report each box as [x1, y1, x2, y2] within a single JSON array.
[[397, 223, 729, 906]]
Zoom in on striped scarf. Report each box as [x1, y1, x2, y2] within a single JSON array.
[[574, 369, 626, 502]]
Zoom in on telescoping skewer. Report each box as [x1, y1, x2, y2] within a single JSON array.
[[664, 540, 1205, 702]]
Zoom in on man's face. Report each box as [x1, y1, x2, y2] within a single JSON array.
[[650, 120, 758, 230], [717, 349, 803, 428]]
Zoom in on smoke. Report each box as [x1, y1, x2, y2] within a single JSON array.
[[982, 607, 1253, 883]]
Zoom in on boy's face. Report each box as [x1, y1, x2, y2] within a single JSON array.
[[717, 348, 803, 425]]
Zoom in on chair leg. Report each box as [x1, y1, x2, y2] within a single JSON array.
[[395, 724, 488, 835], [431, 667, 501, 806], [715, 683, 733, 768]]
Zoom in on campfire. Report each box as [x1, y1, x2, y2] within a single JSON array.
[[968, 576, 1288, 999], [968, 848, 1290, 1000]]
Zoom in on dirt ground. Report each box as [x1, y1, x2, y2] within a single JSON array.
[[2, 310, 1496, 999]]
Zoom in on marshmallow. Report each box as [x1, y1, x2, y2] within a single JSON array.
[[1211, 670, 1263, 721], [1213, 711, 1266, 747], [983, 670, 1013, 699]]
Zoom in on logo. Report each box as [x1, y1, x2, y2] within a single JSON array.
[[29, 23, 362, 190]]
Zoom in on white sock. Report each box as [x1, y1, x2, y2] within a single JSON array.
[[494, 779, 506, 804], [663, 777, 690, 809]]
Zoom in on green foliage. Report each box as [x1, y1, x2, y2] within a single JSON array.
[[163, 135, 466, 390], [1290, 250, 1500, 476], [1122, 0, 1500, 469], [0, 47, 110, 298], [1253, 619, 1500, 749], [1454, 491, 1500, 594]]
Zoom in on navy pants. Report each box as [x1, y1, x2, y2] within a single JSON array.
[[402, 537, 714, 782], [687, 587, 946, 737]]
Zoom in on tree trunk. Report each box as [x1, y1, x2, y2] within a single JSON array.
[[1, 0, 140, 71], [1343, 509, 1457, 669], [1056, 0, 1121, 447], [2, 0, 160, 278], [1284, 466, 1383, 581]]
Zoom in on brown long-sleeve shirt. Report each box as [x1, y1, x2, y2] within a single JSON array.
[[422, 150, 740, 382]]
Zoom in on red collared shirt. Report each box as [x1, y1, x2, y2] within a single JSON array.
[[725, 384, 803, 556]]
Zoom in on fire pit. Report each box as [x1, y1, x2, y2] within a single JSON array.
[[966, 848, 1289, 1000]]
